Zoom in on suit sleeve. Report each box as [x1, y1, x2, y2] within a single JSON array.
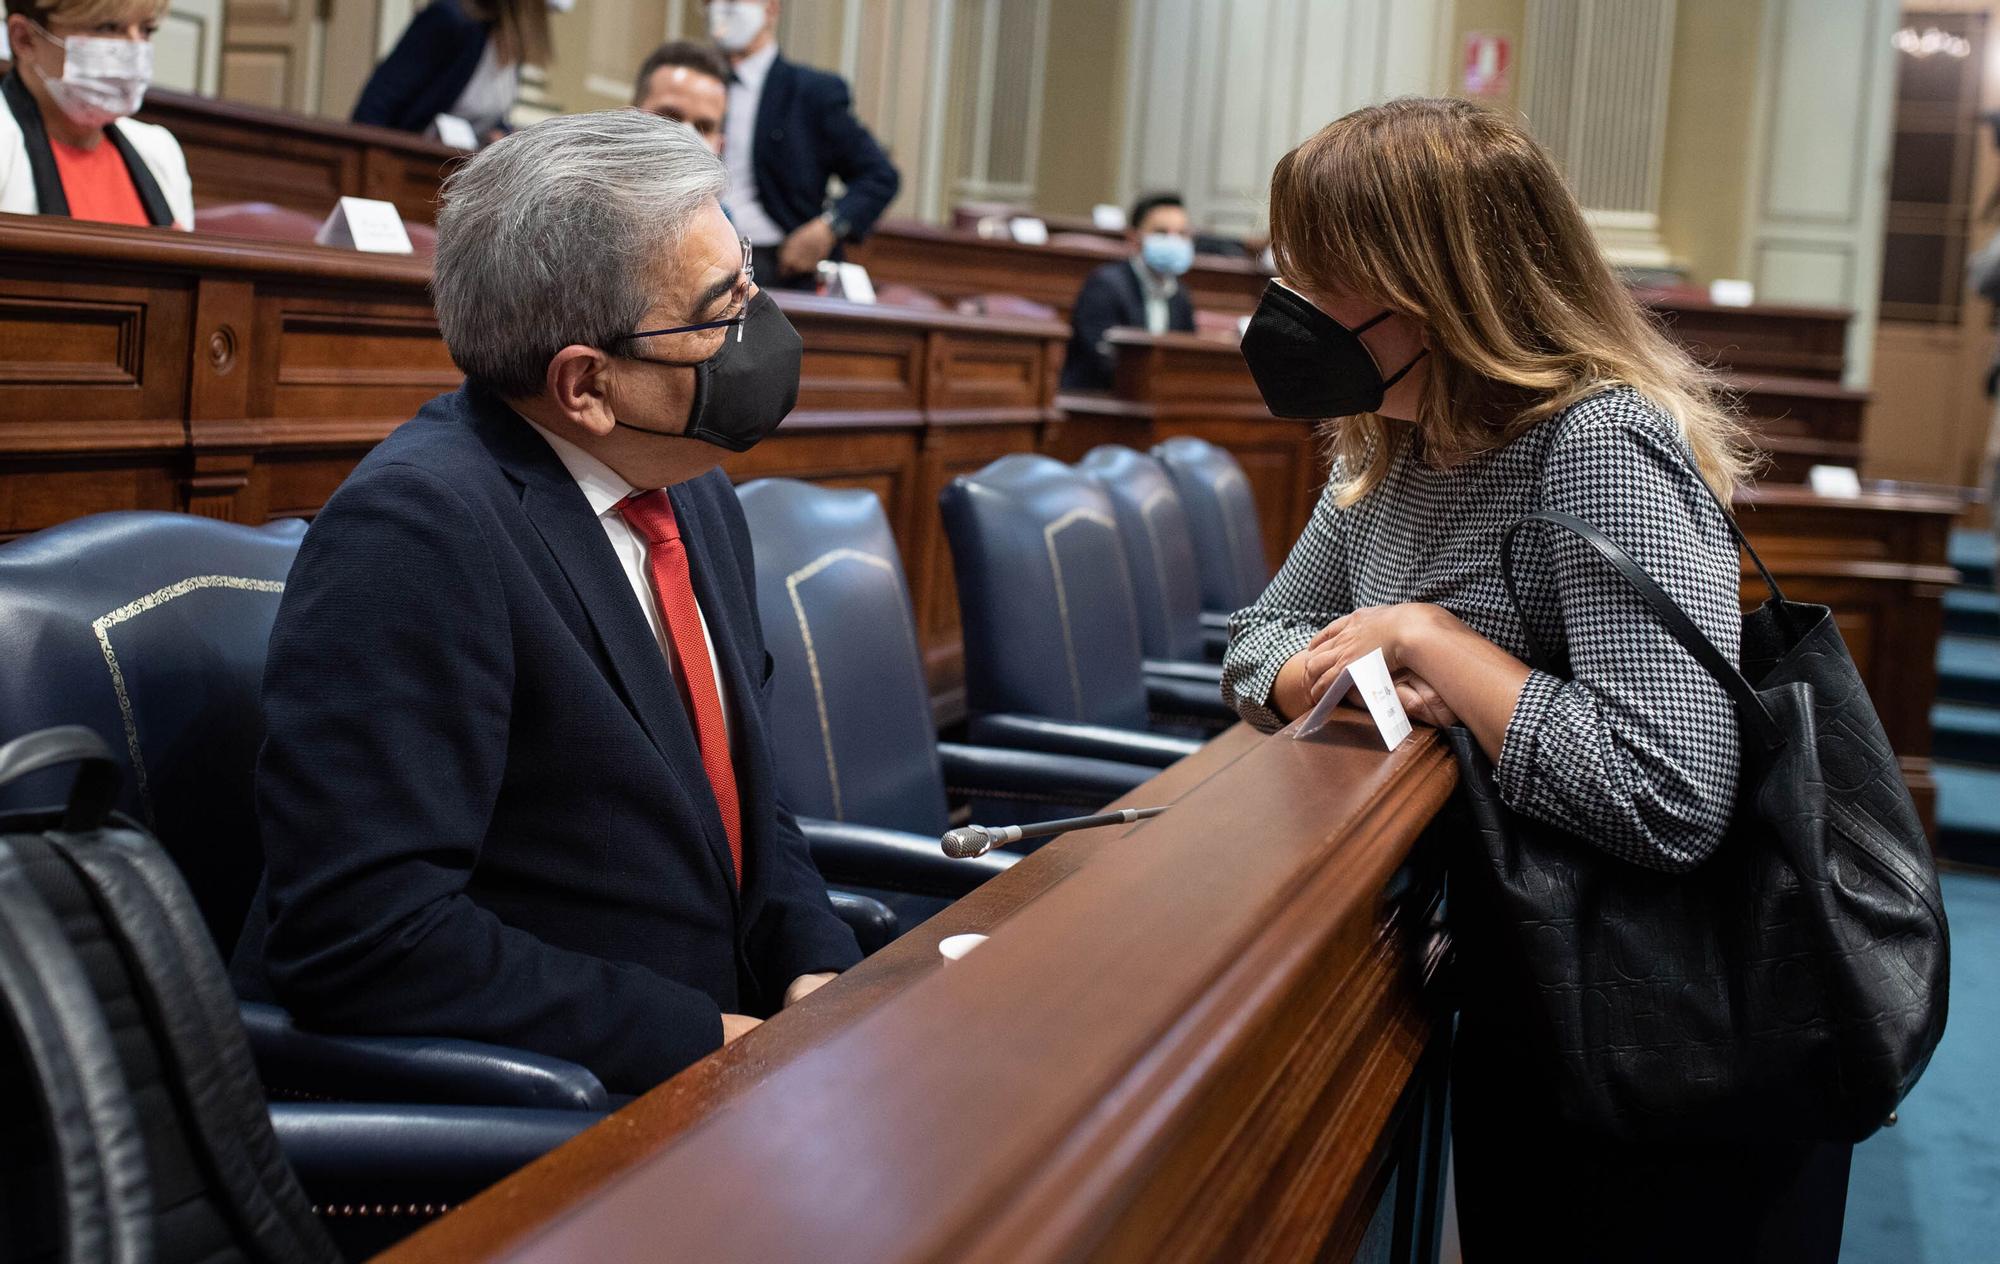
[[814, 75, 901, 241], [1068, 269, 1124, 387], [254, 463, 723, 1094], [351, 6, 453, 127]]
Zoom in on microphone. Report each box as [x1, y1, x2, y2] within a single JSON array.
[[940, 806, 1169, 858]]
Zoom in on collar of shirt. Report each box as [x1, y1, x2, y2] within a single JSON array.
[[1129, 255, 1180, 302], [730, 43, 780, 94], [522, 417, 640, 518]]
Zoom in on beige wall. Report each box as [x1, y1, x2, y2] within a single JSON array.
[[1451, 0, 1527, 113], [1032, 0, 1131, 217], [1658, 0, 1765, 285]]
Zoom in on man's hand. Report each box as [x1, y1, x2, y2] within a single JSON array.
[[721, 1012, 763, 1043], [777, 216, 838, 278], [783, 971, 837, 1008]]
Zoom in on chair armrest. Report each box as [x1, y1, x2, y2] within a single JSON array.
[[802, 817, 1016, 897], [1201, 626, 1231, 660], [1144, 676, 1237, 724], [1142, 658, 1226, 685], [270, 1102, 602, 1205], [827, 888, 899, 954], [935, 741, 1153, 805], [1198, 611, 1233, 631], [240, 1002, 608, 1111], [967, 713, 1201, 768]]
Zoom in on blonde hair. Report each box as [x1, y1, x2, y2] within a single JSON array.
[[5, 0, 170, 25], [1268, 96, 1757, 507]]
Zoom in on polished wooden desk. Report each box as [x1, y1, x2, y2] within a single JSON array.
[[1725, 373, 1870, 480], [134, 87, 462, 225], [381, 715, 1458, 1264], [1636, 288, 1851, 381], [0, 214, 1065, 700], [848, 219, 1271, 320]]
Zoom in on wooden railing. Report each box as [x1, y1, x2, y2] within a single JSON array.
[[378, 715, 1459, 1264]]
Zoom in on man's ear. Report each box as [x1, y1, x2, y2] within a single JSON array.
[[546, 345, 617, 436]]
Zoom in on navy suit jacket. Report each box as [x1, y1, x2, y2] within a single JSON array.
[[230, 384, 861, 1094], [1060, 260, 1198, 392], [351, 0, 488, 133], [747, 56, 900, 242]]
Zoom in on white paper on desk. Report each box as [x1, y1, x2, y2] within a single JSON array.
[[1289, 647, 1412, 750], [314, 196, 413, 254], [1008, 216, 1049, 245], [834, 262, 876, 304]]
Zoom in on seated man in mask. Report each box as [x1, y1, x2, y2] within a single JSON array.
[[230, 110, 859, 1095]]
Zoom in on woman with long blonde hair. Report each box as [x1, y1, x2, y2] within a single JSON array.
[[1225, 97, 1850, 1260]]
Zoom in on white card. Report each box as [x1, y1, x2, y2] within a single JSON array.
[[1808, 464, 1863, 499], [1091, 203, 1127, 231], [1709, 278, 1756, 308], [1008, 216, 1050, 245], [1289, 647, 1412, 751], [314, 196, 414, 254], [430, 112, 480, 151], [835, 262, 876, 304]]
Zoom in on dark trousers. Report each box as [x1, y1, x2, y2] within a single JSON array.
[[1450, 1015, 1853, 1263]]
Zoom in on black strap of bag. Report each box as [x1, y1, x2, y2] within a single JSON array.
[[1498, 510, 1786, 752]]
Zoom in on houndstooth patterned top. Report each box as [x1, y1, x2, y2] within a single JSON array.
[[1222, 387, 1743, 872]]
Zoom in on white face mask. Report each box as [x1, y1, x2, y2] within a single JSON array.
[[32, 27, 153, 129], [546, 0, 574, 12], [708, 1, 766, 54]]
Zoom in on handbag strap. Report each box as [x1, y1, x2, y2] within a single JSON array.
[[1500, 510, 1785, 751]]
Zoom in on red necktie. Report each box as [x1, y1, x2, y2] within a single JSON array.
[[616, 490, 742, 886]]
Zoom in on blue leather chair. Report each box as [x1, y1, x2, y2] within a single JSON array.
[[737, 479, 1158, 926], [1077, 445, 1229, 678], [1152, 436, 1272, 618], [939, 455, 1233, 766]]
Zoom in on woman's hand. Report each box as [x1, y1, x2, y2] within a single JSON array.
[[1394, 671, 1460, 729], [1301, 603, 1452, 703]]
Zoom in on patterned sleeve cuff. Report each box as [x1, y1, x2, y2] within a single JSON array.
[[1495, 669, 1564, 802], [1224, 624, 1316, 733]]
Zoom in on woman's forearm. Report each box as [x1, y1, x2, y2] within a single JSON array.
[[1269, 651, 1313, 721], [1403, 610, 1533, 761]]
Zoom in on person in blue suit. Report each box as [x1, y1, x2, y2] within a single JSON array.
[[229, 110, 860, 1096], [706, 0, 900, 287], [351, 0, 550, 142], [1059, 192, 1200, 393]]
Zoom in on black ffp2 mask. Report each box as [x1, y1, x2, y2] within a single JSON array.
[[616, 288, 804, 452], [1238, 280, 1426, 419]]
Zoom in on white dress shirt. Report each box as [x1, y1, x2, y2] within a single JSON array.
[[525, 421, 732, 742], [722, 42, 788, 247], [448, 38, 521, 136], [1129, 257, 1179, 335]]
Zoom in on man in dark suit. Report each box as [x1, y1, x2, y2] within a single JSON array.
[[1060, 192, 1200, 393], [706, 0, 900, 287], [229, 110, 860, 1095]]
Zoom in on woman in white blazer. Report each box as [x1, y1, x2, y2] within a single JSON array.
[[1, 0, 192, 229]]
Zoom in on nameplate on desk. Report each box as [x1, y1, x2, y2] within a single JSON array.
[[1709, 278, 1756, 308], [834, 262, 876, 304], [315, 196, 414, 254], [1808, 464, 1863, 499], [430, 112, 480, 151], [1091, 203, 1127, 232], [1290, 647, 1411, 750], [1008, 216, 1050, 246]]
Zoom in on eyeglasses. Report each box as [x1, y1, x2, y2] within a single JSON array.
[[615, 237, 754, 345]]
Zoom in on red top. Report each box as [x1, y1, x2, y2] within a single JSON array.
[[50, 136, 148, 227]]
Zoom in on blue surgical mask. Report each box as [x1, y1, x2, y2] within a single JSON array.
[[1140, 232, 1194, 278]]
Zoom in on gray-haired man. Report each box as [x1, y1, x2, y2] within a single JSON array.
[[229, 111, 860, 1095]]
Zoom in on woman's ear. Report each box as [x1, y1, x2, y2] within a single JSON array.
[[546, 345, 617, 436]]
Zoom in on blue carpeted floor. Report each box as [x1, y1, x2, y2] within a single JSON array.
[[1841, 870, 2000, 1261]]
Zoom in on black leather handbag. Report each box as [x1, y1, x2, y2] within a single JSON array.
[[1442, 503, 1950, 1145]]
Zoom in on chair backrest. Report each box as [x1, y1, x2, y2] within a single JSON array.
[[0, 726, 337, 1264], [1077, 446, 1206, 662], [956, 293, 1059, 322], [0, 512, 305, 959], [939, 454, 1149, 729], [1151, 436, 1270, 613], [736, 480, 950, 837], [875, 283, 947, 311]]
